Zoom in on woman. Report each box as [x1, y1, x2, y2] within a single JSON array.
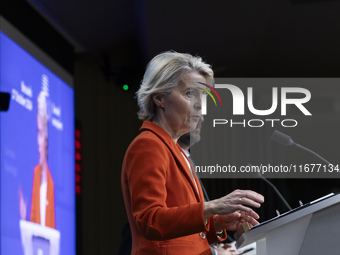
[[121, 51, 264, 255]]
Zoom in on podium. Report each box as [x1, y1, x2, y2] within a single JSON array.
[[20, 220, 60, 255], [235, 193, 340, 255]]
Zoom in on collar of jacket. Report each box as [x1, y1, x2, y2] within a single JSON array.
[[140, 121, 203, 202]]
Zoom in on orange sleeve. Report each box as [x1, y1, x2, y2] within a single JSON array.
[[206, 216, 227, 244]]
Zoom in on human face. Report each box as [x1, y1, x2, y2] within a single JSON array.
[[160, 72, 206, 139]]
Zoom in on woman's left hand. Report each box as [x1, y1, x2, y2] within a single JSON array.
[[214, 210, 260, 231]]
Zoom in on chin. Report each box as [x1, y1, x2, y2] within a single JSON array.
[[189, 124, 198, 131]]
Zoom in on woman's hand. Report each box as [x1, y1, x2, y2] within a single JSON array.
[[214, 211, 260, 231], [204, 189, 264, 220]]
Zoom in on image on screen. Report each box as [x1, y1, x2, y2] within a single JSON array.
[[0, 22, 75, 255]]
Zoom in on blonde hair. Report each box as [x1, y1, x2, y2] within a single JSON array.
[[136, 51, 214, 121]]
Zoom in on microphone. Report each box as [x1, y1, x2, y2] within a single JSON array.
[[250, 164, 292, 211], [271, 130, 332, 165]]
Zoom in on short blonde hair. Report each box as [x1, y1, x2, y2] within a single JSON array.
[[136, 51, 214, 121]]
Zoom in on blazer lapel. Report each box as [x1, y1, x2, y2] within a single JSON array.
[[140, 121, 202, 202], [173, 144, 202, 202]]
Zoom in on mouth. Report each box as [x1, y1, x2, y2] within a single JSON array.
[[190, 115, 201, 122]]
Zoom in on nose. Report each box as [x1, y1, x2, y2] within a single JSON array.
[[193, 93, 202, 110]]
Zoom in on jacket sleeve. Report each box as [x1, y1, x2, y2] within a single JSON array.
[[124, 138, 209, 241], [206, 216, 227, 244]]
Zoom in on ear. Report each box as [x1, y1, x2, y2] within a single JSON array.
[[152, 93, 165, 108]]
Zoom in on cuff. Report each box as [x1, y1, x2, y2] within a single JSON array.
[[206, 215, 227, 244]]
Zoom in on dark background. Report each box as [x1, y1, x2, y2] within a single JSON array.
[[1, 0, 340, 253]]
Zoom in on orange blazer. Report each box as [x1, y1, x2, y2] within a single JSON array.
[[30, 164, 56, 228], [121, 121, 226, 255]]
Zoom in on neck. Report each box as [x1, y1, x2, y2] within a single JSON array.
[[152, 116, 185, 143]]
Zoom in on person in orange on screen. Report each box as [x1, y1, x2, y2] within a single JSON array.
[[19, 91, 56, 228], [121, 51, 264, 255]]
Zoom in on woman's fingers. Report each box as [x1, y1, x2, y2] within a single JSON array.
[[230, 204, 260, 218], [230, 190, 264, 211], [245, 216, 260, 226], [239, 208, 260, 220], [237, 210, 260, 227], [238, 196, 261, 209], [235, 190, 264, 205], [214, 189, 264, 216]]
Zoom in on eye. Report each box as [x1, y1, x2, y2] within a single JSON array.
[[186, 90, 194, 98]]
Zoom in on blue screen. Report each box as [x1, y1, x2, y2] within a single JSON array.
[[0, 32, 75, 255]]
